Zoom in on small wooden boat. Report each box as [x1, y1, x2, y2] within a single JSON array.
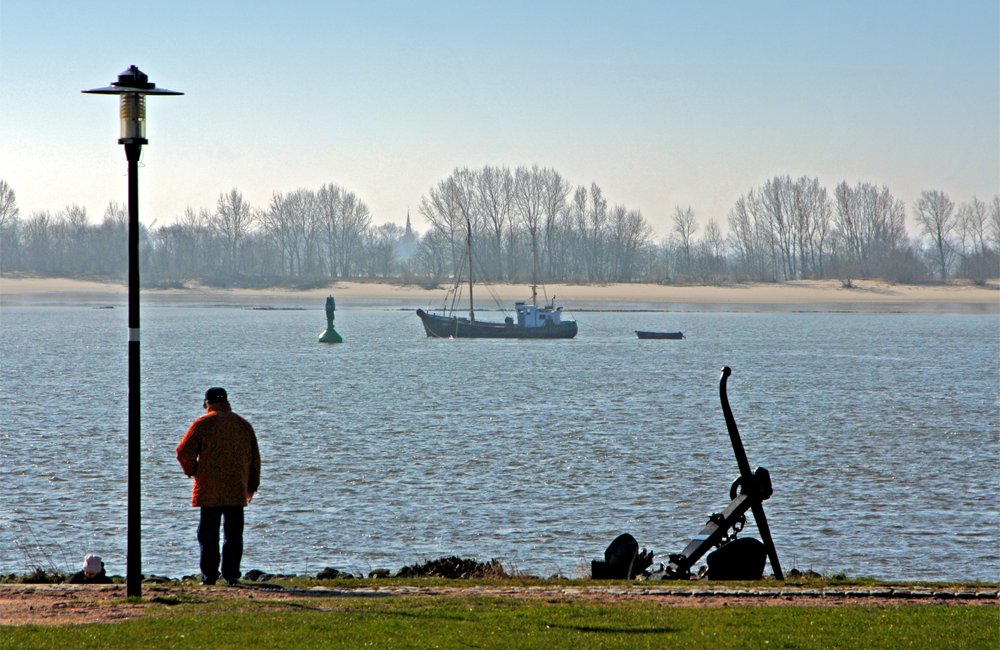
[[636, 330, 684, 340]]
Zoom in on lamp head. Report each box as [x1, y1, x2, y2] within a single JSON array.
[[83, 66, 183, 144]]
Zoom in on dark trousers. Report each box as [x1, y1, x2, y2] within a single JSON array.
[[197, 506, 245, 584]]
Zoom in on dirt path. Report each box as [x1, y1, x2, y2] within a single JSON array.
[[2, 583, 996, 626]]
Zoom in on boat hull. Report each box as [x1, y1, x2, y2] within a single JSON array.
[[417, 309, 577, 339], [636, 330, 684, 339]]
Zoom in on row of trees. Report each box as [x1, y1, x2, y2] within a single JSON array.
[[1, 172, 997, 287], [148, 185, 378, 283], [721, 176, 998, 284], [418, 166, 652, 284]]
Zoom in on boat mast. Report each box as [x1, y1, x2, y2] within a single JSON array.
[[466, 210, 475, 321], [530, 231, 539, 307]]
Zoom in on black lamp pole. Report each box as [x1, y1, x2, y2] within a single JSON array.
[[124, 139, 142, 599], [84, 67, 182, 598]]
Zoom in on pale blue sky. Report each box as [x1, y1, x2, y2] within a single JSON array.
[[1, 0, 997, 236]]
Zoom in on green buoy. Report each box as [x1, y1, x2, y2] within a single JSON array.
[[319, 294, 343, 343]]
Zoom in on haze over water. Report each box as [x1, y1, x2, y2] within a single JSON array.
[[1, 302, 997, 582]]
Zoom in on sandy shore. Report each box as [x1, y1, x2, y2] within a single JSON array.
[[1, 277, 998, 312]]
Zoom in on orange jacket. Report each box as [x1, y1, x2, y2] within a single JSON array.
[[176, 404, 261, 507]]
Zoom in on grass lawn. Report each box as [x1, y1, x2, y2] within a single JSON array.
[[3, 594, 998, 649]]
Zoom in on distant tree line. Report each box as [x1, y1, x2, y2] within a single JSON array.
[[0, 172, 997, 287]]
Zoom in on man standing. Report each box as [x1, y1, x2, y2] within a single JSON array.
[[177, 387, 260, 586]]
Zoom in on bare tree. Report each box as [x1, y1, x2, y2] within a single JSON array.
[[316, 183, 373, 278], [336, 190, 372, 278], [365, 222, 403, 278], [152, 217, 204, 280], [789, 176, 830, 279], [589, 184, 609, 281], [513, 165, 546, 285], [704, 219, 725, 258], [260, 191, 295, 275], [91, 202, 127, 276], [652, 233, 676, 283], [913, 189, 956, 280], [571, 183, 609, 281], [694, 219, 727, 282], [476, 165, 514, 281], [833, 182, 906, 279], [957, 197, 990, 257], [672, 205, 697, 279], [0, 180, 21, 270], [760, 176, 796, 279], [54, 204, 89, 275], [990, 196, 1000, 253], [187, 207, 215, 276], [0, 179, 18, 230], [956, 196, 999, 283], [212, 188, 255, 276], [538, 167, 570, 282], [413, 227, 450, 282], [284, 189, 321, 277], [23, 211, 54, 273], [551, 195, 582, 281], [147, 206, 213, 280], [609, 206, 652, 281], [419, 175, 465, 278], [315, 184, 342, 277], [728, 191, 774, 281]]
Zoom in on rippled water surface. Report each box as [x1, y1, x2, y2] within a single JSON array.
[[2, 302, 998, 581]]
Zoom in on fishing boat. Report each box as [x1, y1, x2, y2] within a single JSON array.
[[416, 212, 577, 339], [636, 330, 685, 340], [416, 286, 577, 339]]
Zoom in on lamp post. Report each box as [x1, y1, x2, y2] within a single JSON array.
[[83, 66, 182, 598]]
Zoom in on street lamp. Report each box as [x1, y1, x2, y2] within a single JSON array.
[[83, 66, 182, 598]]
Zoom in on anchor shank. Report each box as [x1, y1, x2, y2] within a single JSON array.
[[720, 366, 753, 482]]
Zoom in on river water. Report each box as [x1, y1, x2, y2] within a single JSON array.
[[1, 299, 997, 582]]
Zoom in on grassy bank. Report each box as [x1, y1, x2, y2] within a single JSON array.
[[3, 580, 998, 649], [5, 596, 998, 649]]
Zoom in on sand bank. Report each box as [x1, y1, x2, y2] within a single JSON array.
[[1, 277, 997, 312]]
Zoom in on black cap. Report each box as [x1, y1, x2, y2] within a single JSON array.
[[204, 387, 228, 403]]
